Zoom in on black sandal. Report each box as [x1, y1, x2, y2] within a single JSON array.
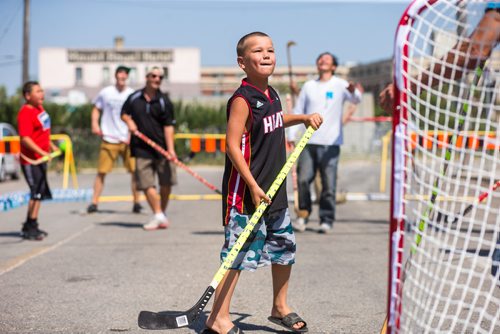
[[268, 312, 308, 333], [201, 325, 244, 334]]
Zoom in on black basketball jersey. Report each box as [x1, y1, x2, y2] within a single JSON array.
[[222, 79, 288, 225]]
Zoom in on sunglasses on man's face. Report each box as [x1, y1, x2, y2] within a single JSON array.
[[149, 74, 164, 80]]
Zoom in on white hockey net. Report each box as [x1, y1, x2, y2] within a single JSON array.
[[389, 1, 500, 333]]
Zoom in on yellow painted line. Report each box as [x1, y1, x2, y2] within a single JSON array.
[[98, 194, 221, 203], [405, 194, 476, 202], [0, 224, 94, 277]]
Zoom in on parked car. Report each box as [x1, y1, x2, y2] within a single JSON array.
[[0, 122, 20, 181]]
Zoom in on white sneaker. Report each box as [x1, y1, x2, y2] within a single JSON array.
[[143, 218, 162, 231], [158, 218, 170, 229], [318, 222, 333, 234], [292, 217, 307, 232]]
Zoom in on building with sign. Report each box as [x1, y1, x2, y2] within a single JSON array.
[[200, 65, 349, 97], [39, 38, 200, 104]]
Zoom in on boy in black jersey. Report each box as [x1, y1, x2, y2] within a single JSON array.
[[203, 32, 322, 334]]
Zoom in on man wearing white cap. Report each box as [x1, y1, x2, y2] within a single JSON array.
[[121, 66, 177, 230]]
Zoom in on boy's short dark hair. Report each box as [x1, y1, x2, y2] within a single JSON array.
[[316, 52, 338, 67], [237, 31, 270, 57], [22, 81, 40, 98], [115, 65, 131, 74]]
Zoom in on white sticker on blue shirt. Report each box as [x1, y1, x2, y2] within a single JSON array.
[[38, 111, 51, 130]]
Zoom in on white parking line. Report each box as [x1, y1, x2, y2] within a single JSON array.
[[0, 224, 95, 277]]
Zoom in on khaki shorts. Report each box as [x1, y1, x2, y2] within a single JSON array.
[[135, 157, 177, 190], [97, 141, 135, 174]]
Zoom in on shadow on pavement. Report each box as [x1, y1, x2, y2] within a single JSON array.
[[98, 222, 144, 229], [192, 231, 224, 236], [0, 231, 22, 238], [70, 209, 147, 216], [190, 311, 284, 333], [238, 323, 288, 333], [0, 231, 25, 244]]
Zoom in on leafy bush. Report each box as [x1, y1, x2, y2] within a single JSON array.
[[0, 86, 227, 166]]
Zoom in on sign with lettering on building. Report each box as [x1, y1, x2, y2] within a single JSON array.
[[67, 49, 174, 63]]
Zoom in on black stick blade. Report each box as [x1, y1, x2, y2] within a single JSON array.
[[138, 286, 215, 330], [138, 310, 185, 330]]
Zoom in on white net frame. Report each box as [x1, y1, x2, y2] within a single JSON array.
[[389, 1, 500, 333]]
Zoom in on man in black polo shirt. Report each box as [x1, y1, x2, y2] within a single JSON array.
[[121, 66, 177, 230]]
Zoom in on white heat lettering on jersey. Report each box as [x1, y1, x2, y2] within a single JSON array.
[[263, 111, 284, 134]]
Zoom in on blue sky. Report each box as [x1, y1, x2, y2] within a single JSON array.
[[0, 0, 410, 95]]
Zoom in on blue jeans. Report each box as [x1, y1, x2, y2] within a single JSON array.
[[297, 144, 340, 225]]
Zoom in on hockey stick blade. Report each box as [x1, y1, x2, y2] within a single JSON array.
[[138, 127, 316, 330], [138, 286, 215, 329]]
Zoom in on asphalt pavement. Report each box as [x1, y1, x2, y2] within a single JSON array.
[[0, 162, 389, 334]]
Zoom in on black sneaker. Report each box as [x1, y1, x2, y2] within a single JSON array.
[[37, 228, 48, 237], [87, 204, 98, 214], [21, 228, 44, 241], [132, 203, 143, 214]]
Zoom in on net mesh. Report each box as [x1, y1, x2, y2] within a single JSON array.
[[391, 1, 500, 333]]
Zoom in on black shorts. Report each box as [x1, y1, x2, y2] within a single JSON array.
[[21, 163, 52, 201]]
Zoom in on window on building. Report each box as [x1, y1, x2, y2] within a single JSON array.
[[75, 67, 83, 85], [102, 66, 110, 84], [129, 67, 137, 84], [163, 67, 169, 81]]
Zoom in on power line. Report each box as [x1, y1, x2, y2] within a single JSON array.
[[0, 1, 23, 47], [0, 59, 21, 68]]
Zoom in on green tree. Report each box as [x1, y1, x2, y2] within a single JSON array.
[[0, 86, 22, 127]]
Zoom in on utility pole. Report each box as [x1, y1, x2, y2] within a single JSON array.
[[22, 0, 30, 84], [286, 40, 296, 105]]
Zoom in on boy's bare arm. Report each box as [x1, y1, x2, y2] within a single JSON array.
[[283, 113, 322, 129], [226, 97, 271, 206], [20, 136, 49, 157]]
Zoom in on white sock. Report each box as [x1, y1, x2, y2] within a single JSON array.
[[154, 212, 167, 222]]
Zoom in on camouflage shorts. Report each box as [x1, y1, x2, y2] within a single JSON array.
[[220, 207, 296, 271]]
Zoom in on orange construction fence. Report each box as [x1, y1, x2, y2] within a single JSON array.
[[408, 131, 498, 151], [0, 139, 21, 154], [174, 134, 226, 153]]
